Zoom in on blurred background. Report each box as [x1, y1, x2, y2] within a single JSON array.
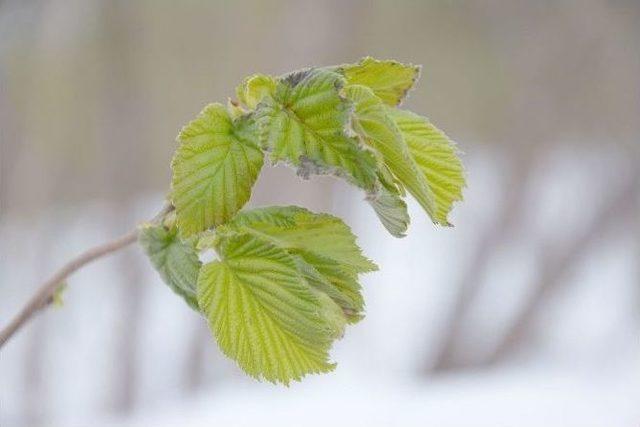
[[1, 0, 639, 426]]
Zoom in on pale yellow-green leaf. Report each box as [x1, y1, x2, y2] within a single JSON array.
[[339, 57, 420, 106], [218, 206, 371, 323], [236, 74, 276, 110], [198, 232, 337, 384], [291, 254, 356, 313], [226, 206, 378, 274], [171, 104, 264, 237], [256, 68, 378, 191], [294, 250, 365, 324], [346, 84, 436, 227], [387, 108, 465, 225], [367, 153, 410, 237]]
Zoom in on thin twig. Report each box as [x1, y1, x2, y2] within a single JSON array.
[[0, 204, 173, 348]]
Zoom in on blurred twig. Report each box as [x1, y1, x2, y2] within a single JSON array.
[[0, 204, 172, 348]]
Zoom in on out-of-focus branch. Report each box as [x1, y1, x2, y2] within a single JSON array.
[[429, 150, 536, 372], [0, 204, 173, 348], [486, 170, 640, 365]]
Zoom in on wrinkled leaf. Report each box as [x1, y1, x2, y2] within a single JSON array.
[[171, 103, 264, 237], [198, 232, 338, 384], [339, 57, 420, 106], [256, 68, 378, 191], [225, 206, 378, 274], [346, 84, 434, 229], [387, 108, 465, 225]]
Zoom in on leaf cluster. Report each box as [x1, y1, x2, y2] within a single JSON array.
[[140, 57, 465, 384]]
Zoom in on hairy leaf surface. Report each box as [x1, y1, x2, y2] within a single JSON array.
[[139, 223, 201, 310], [197, 232, 336, 384], [171, 104, 264, 237], [216, 206, 373, 321], [256, 68, 378, 191]]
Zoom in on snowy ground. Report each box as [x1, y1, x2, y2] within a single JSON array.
[[92, 361, 640, 427], [1, 149, 638, 426]]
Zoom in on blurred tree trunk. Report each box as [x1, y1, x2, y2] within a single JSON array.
[[429, 147, 537, 372], [487, 167, 640, 365]]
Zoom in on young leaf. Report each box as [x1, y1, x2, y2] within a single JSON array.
[[387, 108, 465, 225], [367, 186, 410, 238], [214, 206, 373, 322], [255, 68, 378, 191], [293, 251, 365, 323], [345, 84, 436, 229], [171, 104, 264, 237], [339, 57, 420, 106], [139, 223, 201, 310], [198, 232, 337, 384], [225, 206, 378, 274], [290, 254, 354, 311], [236, 74, 276, 110]]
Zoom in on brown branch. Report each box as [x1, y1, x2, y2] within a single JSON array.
[[0, 204, 173, 348]]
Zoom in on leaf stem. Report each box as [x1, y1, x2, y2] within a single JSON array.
[[0, 204, 173, 349]]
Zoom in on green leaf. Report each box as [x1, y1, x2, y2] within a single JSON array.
[[198, 232, 337, 384], [387, 108, 465, 225], [236, 74, 276, 110], [139, 223, 202, 310], [170, 103, 264, 237], [345, 84, 435, 228], [255, 68, 378, 191], [367, 186, 410, 238], [293, 251, 365, 324], [367, 152, 410, 238], [225, 206, 378, 274], [214, 206, 372, 323], [339, 57, 420, 106]]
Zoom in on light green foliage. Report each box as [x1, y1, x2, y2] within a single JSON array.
[[196, 207, 375, 383], [255, 68, 378, 191], [171, 103, 264, 237], [367, 186, 410, 238], [139, 223, 201, 310], [387, 108, 465, 225], [223, 206, 378, 274], [139, 57, 465, 384], [236, 74, 276, 110], [221, 206, 374, 322], [339, 56, 420, 106], [197, 232, 337, 384], [346, 84, 436, 231]]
